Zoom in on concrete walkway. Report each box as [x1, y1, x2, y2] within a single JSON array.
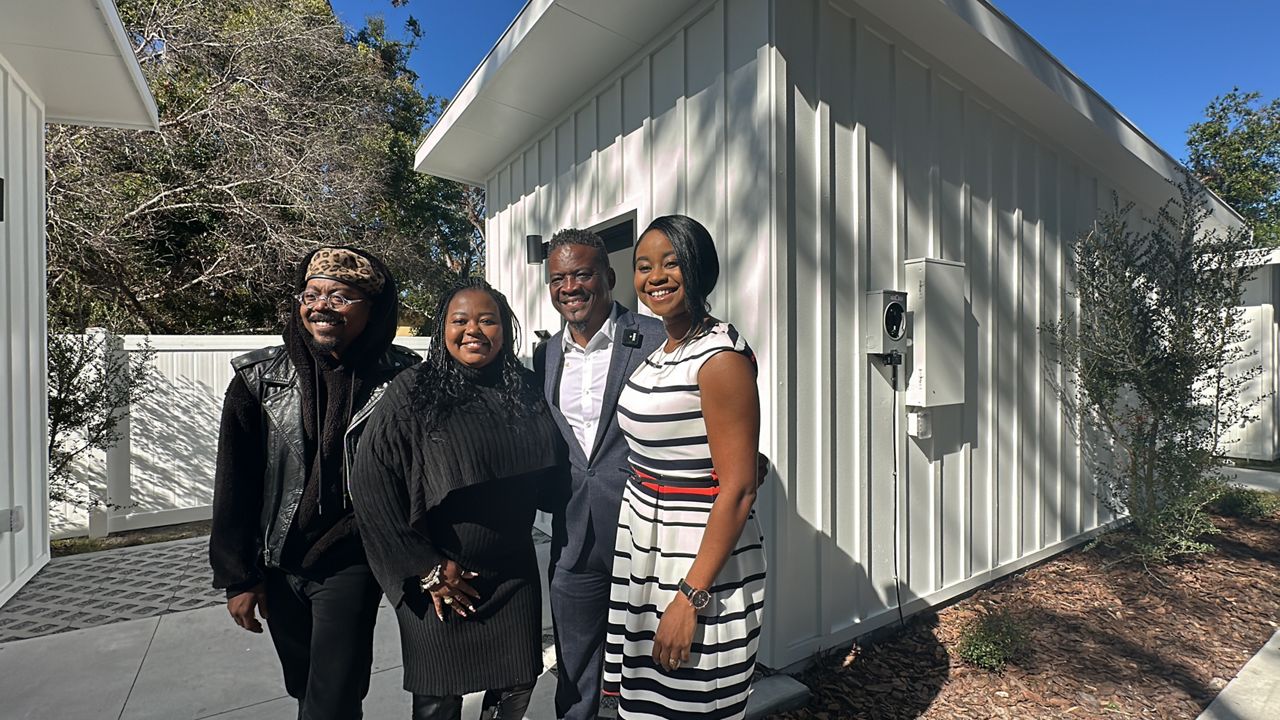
[[1222, 466, 1280, 494], [1198, 629, 1280, 720], [0, 537, 806, 719]]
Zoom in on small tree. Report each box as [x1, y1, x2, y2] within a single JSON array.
[[1042, 180, 1262, 562], [47, 327, 157, 509], [1187, 88, 1280, 247]]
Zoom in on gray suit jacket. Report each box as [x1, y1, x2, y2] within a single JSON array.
[[534, 303, 665, 570]]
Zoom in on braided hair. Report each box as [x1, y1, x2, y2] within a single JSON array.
[[411, 277, 542, 431]]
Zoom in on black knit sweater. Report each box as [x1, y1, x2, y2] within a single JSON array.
[[350, 362, 565, 695]]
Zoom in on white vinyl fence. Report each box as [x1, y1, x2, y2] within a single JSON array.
[[1225, 261, 1280, 462], [53, 334, 431, 539]]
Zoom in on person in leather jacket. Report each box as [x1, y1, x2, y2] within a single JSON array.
[[209, 247, 418, 720]]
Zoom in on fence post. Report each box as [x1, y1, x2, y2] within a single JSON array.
[[85, 328, 109, 539], [85, 328, 133, 538], [104, 331, 133, 534]]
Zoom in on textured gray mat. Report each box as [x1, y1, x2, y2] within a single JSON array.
[[2, 529, 554, 644], [0, 536, 221, 643]]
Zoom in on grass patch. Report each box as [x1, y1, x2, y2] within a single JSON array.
[[51, 519, 211, 557], [956, 609, 1029, 672]]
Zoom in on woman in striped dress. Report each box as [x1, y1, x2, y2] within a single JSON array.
[[602, 215, 767, 719]]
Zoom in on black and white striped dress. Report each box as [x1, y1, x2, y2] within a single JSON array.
[[602, 322, 767, 719]]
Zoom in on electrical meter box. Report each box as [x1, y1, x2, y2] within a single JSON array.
[[865, 289, 908, 355], [904, 257, 965, 407]]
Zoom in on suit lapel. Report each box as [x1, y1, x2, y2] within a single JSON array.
[[587, 306, 643, 464], [544, 334, 588, 467]]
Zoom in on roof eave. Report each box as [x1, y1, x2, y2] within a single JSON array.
[[413, 0, 701, 186], [863, 0, 1246, 224], [0, 0, 160, 131], [95, 0, 160, 131]]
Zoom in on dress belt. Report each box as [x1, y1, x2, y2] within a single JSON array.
[[625, 465, 719, 488]]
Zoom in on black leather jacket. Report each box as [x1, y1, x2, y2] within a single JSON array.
[[231, 344, 419, 570]]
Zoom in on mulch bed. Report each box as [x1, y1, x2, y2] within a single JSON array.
[[771, 513, 1280, 719]]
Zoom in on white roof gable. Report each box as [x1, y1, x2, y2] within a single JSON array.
[[415, 0, 701, 185], [0, 0, 158, 130]]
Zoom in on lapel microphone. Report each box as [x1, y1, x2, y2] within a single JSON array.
[[622, 329, 642, 348]]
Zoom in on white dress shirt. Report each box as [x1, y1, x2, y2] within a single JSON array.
[[559, 306, 619, 457]]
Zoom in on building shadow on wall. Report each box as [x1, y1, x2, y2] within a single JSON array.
[[764, 448, 950, 718]]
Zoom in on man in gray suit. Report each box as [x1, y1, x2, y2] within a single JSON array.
[[534, 228, 664, 720]]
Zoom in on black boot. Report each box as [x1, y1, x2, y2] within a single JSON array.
[[478, 682, 536, 720], [410, 693, 463, 720]]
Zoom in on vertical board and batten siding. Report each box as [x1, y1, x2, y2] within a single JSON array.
[[483, 0, 773, 373], [0, 53, 49, 606], [768, 0, 1134, 667], [480, 0, 785, 660]]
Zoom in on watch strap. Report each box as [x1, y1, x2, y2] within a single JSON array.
[[678, 577, 710, 609]]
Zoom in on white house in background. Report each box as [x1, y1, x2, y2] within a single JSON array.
[[1225, 250, 1280, 461], [415, 0, 1246, 669], [0, 0, 158, 606]]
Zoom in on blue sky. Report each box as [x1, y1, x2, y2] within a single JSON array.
[[330, 0, 1279, 162]]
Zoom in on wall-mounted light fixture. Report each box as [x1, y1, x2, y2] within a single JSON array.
[[526, 234, 548, 265]]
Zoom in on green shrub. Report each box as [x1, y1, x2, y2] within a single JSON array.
[[957, 609, 1029, 672], [1213, 486, 1280, 519], [1040, 182, 1264, 564]]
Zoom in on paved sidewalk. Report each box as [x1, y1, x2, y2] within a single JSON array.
[[0, 536, 806, 719], [0, 539, 559, 720], [5, 524, 1276, 719], [1221, 466, 1280, 494], [1198, 628, 1280, 720]]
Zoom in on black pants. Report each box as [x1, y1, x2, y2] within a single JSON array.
[[410, 683, 536, 720], [264, 563, 382, 720]]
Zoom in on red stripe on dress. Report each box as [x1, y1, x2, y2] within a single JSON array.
[[640, 481, 720, 496]]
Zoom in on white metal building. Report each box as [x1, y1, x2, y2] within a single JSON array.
[[414, 0, 1243, 669], [0, 0, 158, 606]]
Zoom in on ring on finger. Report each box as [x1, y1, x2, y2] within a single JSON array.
[[442, 596, 454, 605]]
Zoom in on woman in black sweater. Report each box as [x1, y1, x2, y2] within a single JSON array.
[[350, 278, 564, 720]]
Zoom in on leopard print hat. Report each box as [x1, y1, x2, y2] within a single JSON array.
[[304, 247, 386, 295]]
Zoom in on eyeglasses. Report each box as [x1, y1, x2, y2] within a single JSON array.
[[296, 292, 366, 309]]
